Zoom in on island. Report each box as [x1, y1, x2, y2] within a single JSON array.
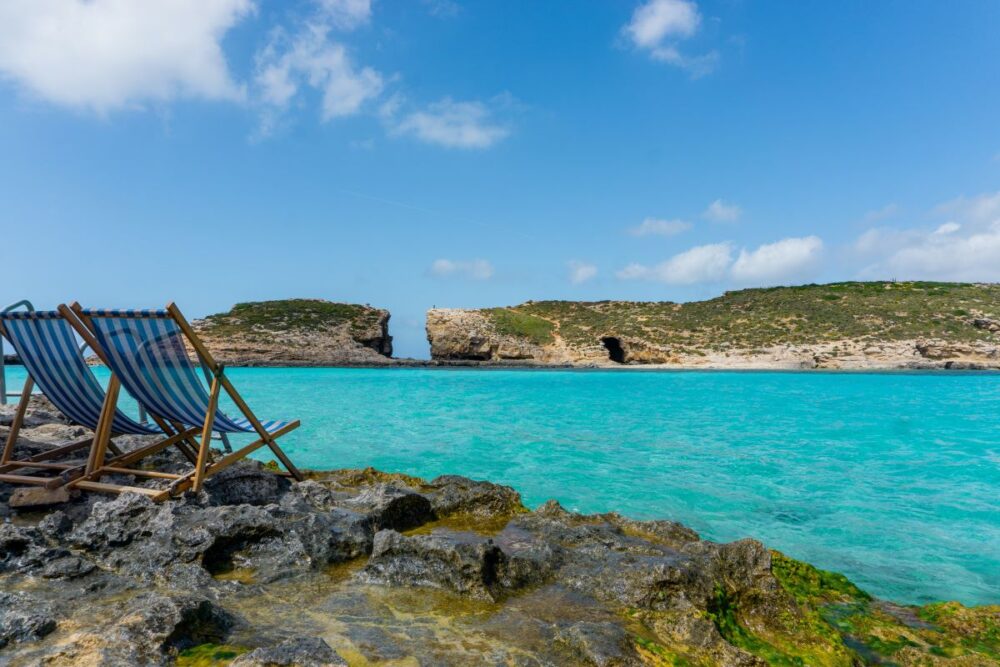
[[426, 281, 1000, 369], [192, 299, 393, 366]]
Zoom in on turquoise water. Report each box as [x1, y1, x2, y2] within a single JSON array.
[[4, 366, 999, 606]]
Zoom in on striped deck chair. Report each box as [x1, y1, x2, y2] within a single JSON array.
[[0, 311, 199, 495], [62, 303, 303, 496]]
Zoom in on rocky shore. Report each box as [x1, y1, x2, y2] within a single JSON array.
[[2, 399, 998, 666]]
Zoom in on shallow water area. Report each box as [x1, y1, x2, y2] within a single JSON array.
[[4, 365, 998, 605]]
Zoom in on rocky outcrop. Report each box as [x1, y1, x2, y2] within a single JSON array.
[[427, 282, 1000, 369], [426, 308, 551, 362], [192, 299, 393, 366], [1, 405, 998, 665]]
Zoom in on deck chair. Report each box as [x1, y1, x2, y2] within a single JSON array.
[[62, 303, 303, 496], [0, 311, 200, 495]]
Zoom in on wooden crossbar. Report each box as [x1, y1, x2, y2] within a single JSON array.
[[100, 467, 183, 480], [0, 473, 65, 489], [74, 481, 169, 501], [0, 461, 82, 471]]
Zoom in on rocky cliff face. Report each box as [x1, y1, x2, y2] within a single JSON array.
[[193, 299, 393, 366], [426, 282, 1000, 369]]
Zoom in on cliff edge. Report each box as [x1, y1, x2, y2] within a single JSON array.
[[193, 299, 393, 366], [427, 281, 1000, 369]]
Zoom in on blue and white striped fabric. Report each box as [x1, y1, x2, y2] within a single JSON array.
[[83, 311, 290, 435], [0, 312, 159, 435]]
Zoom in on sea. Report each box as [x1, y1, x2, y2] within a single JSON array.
[[3, 365, 998, 606]]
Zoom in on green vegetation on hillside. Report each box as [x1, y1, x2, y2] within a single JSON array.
[[198, 299, 384, 340], [485, 307, 555, 345], [481, 282, 1000, 353]]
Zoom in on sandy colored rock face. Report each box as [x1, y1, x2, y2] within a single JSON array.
[[191, 299, 393, 367]]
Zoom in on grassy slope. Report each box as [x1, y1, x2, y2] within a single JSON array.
[[482, 282, 1000, 355], [197, 299, 384, 343]]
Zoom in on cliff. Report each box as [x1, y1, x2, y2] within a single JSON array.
[[427, 281, 1000, 369], [193, 299, 393, 366]]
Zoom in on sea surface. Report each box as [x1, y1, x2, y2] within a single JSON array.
[[4, 365, 999, 606]]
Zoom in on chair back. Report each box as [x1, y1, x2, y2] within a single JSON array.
[[82, 310, 279, 433], [0, 311, 157, 435]]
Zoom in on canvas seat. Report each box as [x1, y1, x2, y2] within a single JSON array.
[[0, 310, 198, 493], [62, 303, 302, 497]]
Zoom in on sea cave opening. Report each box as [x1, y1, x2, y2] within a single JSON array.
[[601, 337, 625, 363]]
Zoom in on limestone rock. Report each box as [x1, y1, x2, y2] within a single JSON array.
[[231, 637, 348, 666], [192, 299, 393, 366], [0, 592, 57, 649]]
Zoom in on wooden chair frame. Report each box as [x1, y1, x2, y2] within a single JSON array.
[[0, 319, 200, 496], [61, 303, 303, 500]]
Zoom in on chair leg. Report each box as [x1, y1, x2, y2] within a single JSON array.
[[86, 376, 121, 475], [2, 377, 34, 465], [193, 376, 220, 493]]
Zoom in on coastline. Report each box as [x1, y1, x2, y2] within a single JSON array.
[[2, 400, 998, 664]]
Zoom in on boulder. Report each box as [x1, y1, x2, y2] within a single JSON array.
[[343, 482, 434, 532], [231, 637, 348, 666], [427, 475, 525, 520], [202, 460, 291, 507], [0, 592, 57, 649], [361, 528, 555, 601], [103, 593, 239, 663], [556, 621, 644, 667]]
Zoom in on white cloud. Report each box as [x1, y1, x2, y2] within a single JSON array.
[[619, 235, 827, 286], [617, 242, 733, 284], [430, 259, 495, 280], [623, 0, 718, 77], [629, 217, 692, 237], [388, 97, 511, 149], [702, 199, 742, 223], [856, 191, 1000, 282], [731, 236, 823, 284], [568, 261, 598, 285], [317, 0, 372, 29], [625, 0, 700, 47], [862, 203, 899, 223], [0, 0, 253, 113], [253, 9, 383, 136]]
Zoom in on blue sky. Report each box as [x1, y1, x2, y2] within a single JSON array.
[[1, 0, 999, 358]]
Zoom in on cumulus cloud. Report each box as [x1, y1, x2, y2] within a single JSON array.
[[617, 242, 733, 284], [386, 97, 511, 149], [622, 0, 718, 77], [702, 199, 742, 223], [618, 235, 825, 285], [731, 236, 823, 284], [856, 191, 1000, 282], [629, 217, 692, 237], [0, 0, 253, 113], [568, 261, 598, 284], [430, 259, 495, 280], [253, 1, 384, 135]]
